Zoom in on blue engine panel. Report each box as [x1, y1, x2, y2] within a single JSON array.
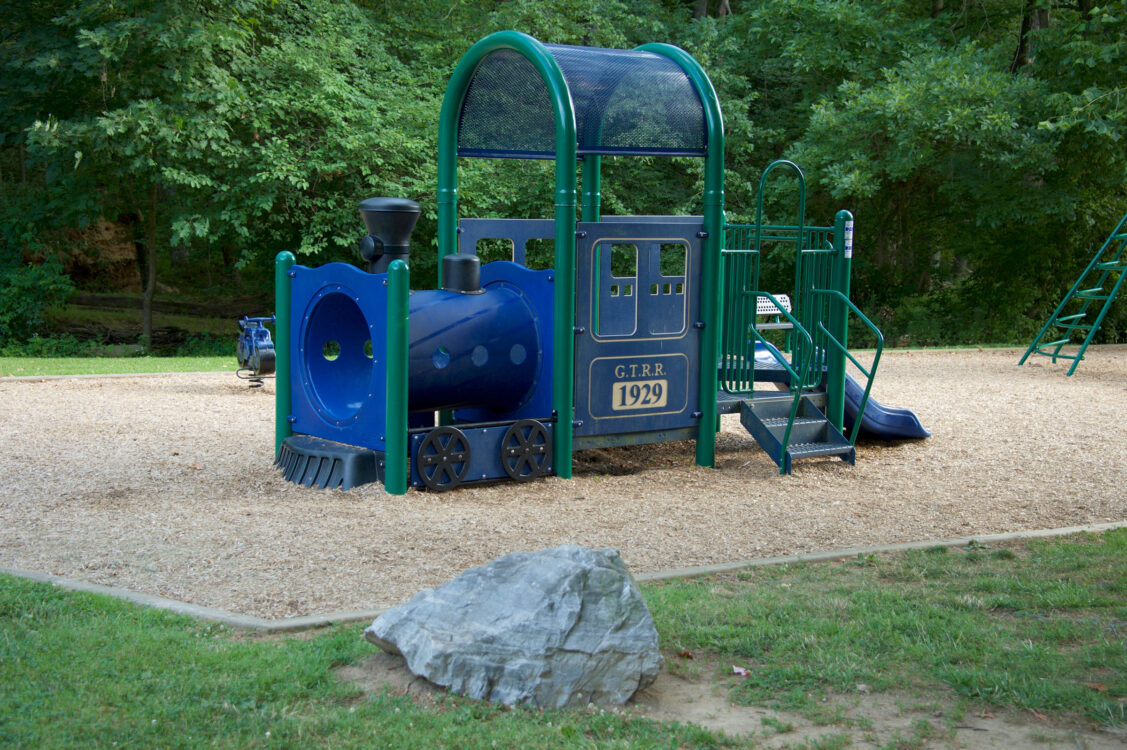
[[288, 261, 555, 453]]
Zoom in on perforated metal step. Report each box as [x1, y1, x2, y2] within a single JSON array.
[[788, 441, 855, 458]]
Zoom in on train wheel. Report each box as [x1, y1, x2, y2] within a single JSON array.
[[501, 419, 551, 482], [417, 426, 470, 491]]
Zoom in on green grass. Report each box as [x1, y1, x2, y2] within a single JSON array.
[[647, 531, 1127, 727], [0, 577, 731, 749], [3, 533, 1125, 747], [0, 356, 236, 377]]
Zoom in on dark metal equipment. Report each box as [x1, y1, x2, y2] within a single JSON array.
[[236, 315, 276, 387]]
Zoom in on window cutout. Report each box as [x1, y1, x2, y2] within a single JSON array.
[[597, 242, 639, 338], [475, 238, 513, 263], [663, 283, 672, 295], [363, 339, 373, 359], [650, 283, 659, 295], [322, 340, 340, 361], [659, 243, 687, 277], [610, 243, 637, 278], [525, 238, 555, 270], [675, 282, 684, 294]]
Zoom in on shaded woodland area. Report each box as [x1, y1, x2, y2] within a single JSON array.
[[1, 0, 1124, 353]]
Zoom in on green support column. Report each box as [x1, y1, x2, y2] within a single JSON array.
[[826, 210, 854, 433], [638, 43, 725, 468], [385, 259, 410, 495], [581, 155, 602, 223], [273, 251, 295, 456]]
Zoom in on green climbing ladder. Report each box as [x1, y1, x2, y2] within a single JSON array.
[[1019, 211, 1127, 376]]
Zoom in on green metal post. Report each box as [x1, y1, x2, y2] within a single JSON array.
[[638, 43, 725, 468], [585, 156, 602, 331], [385, 259, 410, 495], [436, 31, 577, 478], [581, 155, 602, 222], [826, 210, 853, 433], [273, 251, 295, 456]]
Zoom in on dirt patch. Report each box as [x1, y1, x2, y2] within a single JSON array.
[[64, 217, 142, 291], [1, 346, 1126, 621], [339, 650, 1127, 749]]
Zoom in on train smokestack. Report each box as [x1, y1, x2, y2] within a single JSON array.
[[357, 197, 420, 273]]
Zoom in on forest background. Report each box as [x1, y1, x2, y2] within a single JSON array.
[[1, 0, 1124, 354]]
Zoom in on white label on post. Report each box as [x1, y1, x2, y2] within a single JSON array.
[[844, 220, 854, 259]]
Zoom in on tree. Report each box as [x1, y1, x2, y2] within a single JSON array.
[[20, 0, 436, 348]]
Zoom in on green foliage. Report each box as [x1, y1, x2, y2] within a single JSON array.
[[0, 260, 74, 345], [0, 335, 97, 359], [15, 0, 435, 265], [1, 0, 1125, 345]]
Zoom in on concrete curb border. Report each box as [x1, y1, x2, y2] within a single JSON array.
[[5, 520, 1125, 633]]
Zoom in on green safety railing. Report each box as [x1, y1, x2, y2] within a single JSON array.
[[745, 292, 818, 454], [720, 227, 830, 392], [720, 165, 882, 468]]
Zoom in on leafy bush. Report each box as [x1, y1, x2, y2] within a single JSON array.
[[0, 259, 74, 345], [168, 332, 235, 357], [0, 333, 97, 357]]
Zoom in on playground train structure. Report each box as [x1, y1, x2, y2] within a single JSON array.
[[269, 31, 928, 493]]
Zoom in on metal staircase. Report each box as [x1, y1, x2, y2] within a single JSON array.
[[1020, 211, 1127, 375], [738, 391, 854, 475]]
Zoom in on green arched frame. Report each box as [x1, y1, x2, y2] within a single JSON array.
[[436, 31, 725, 478]]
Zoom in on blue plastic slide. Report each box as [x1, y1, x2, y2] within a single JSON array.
[[841, 372, 930, 440], [751, 342, 929, 440]]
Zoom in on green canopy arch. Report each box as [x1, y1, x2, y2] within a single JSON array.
[[436, 30, 725, 477]]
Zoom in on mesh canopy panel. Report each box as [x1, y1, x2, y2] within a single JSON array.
[[457, 44, 707, 159]]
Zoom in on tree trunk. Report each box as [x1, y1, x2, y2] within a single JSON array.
[[717, 0, 731, 17], [1010, 0, 1050, 73], [692, 0, 709, 19], [931, 0, 944, 19], [141, 183, 157, 354]]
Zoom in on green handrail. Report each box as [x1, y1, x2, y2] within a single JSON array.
[[753, 160, 806, 311], [810, 288, 884, 446], [747, 292, 818, 388], [745, 293, 817, 462]]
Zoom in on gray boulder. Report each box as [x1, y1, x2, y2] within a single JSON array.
[[364, 545, 663, 708]]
